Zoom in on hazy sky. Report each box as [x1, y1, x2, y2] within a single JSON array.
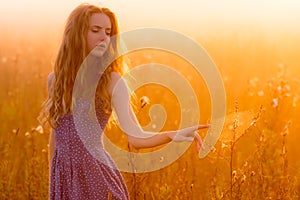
[[1, 0, 300, 36]]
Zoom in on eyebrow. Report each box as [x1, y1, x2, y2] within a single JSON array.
[[91, 25, 111, 31]]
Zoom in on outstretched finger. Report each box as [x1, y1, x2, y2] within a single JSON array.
[[194, 131, 204, 152], [197, 124, 210, 130]]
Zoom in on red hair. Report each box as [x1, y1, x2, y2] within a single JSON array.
[[41, 4, 125, 127]]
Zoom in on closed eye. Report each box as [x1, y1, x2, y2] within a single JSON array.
[[90, 26, 111, 35]]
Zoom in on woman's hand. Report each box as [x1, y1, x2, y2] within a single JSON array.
[[167, 125, 210, 152]]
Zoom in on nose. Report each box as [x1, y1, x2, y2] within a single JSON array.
[[99, 30, 108, 41]]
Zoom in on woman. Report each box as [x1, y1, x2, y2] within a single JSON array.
[[42, 3, 209, 200]]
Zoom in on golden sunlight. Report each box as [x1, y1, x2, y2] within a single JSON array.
[[1, 0, 300, 199], [0, 0, 299, 33]]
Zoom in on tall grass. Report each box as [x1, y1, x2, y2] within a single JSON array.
[[0, 29, 299, 199]]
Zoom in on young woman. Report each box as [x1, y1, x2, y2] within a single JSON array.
[[42, 3, 209, 200]]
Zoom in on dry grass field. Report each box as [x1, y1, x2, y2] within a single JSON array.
[[0, 27, 300, 199]]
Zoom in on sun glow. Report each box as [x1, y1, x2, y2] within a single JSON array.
[[0, 0, 299, 34]]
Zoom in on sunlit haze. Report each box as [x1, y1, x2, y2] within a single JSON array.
[[1, 0, 300, 36], [1, 1, 300, 198]]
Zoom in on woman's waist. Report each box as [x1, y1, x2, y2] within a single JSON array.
[[54, 141, 106, 155]]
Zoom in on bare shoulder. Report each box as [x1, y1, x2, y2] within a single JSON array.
[[110, 71, 121, 81], [110, 72, 123, 86], [48, 72, 55, 83], [108, 72, 127, 95]]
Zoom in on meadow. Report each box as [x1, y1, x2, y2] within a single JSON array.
[[0, 27, 300, 199]]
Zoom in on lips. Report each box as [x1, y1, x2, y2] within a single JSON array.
[[97, 44, 106, 49], [90, 39, 110, 57], [97, 41, 107, 49]]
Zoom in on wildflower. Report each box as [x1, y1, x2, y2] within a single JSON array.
[[221, 142, 228, 149], [160, 156, 164, 162], [232, 170, 237, 177], [12, 128, 19, 135], [282, 146, 286, 155], [211, 147, 217, 153], [140, 96, 150, 108], [228, 124, 234, 130], [267, 81, 273, 88], [250, 120, 256, 127], [152, 124, 157, 129], [277, 86, 282, 92], [284, 84, 291, 91], [174, 120, 178, 126], [272, 98, 279, 108], [259, 135, 264, 142], [233, 175, 238, 182], [292, 96, 298, 107], [249, 77, 259, 87], [257, 91, 264, 96], [234, 118, 240, 127], [35, 125, 44, 134], [220, 193, 224, 198], [241, 175, 246, 183], [25, 132, 30, 137], [281, 121, 291, 137]]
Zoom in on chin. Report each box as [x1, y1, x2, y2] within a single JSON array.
[[90, 50, 105, 58]]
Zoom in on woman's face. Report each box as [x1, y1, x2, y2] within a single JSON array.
[[86, 13, 112, 57]]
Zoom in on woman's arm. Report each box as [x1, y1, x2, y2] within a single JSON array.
[[48, 129, 55, 172], [108, 72, 209, 151], [47, 72, 55, 177]]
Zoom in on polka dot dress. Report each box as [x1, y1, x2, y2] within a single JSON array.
[[50, 100, 129, 200]]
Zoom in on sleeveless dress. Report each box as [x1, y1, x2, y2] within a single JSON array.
[[50, 100, 129, 200]]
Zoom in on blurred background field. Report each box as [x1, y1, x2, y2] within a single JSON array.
[[1, 0, 300, 199]]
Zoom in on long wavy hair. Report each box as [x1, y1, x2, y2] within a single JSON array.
[[41, 4, 125, 128]]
